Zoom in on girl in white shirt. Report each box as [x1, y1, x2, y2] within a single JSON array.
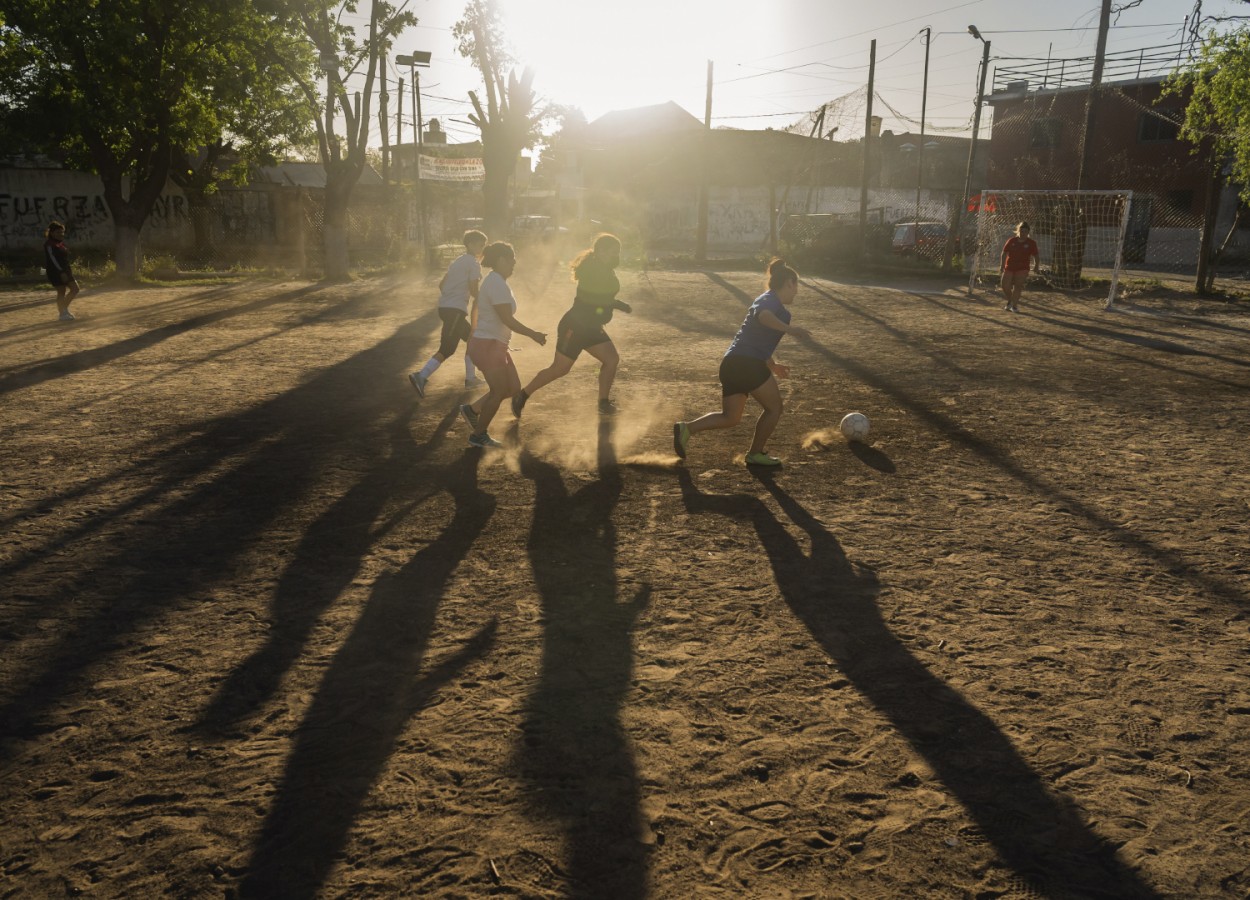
[[460, 242, 547, 448]]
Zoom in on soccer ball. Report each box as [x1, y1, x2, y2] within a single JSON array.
[[839, 412, 870, 442]]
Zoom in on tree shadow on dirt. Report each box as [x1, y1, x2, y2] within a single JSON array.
[[0, 283, 244, 345], [238, 450, 498, 898], [0, 300, 444, 757], [514, 416, 652, 899], [0, 283, 325, 394], [675, 468, 1161, 899], [1026, 311, 1250, 369], [916, 292, 1250, 388]]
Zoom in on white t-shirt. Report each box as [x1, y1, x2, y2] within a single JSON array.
[[474, 271, 516, 342], [438, 252, 482, 313]]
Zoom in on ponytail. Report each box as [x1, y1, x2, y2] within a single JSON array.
[[766, 257, 798, 291]]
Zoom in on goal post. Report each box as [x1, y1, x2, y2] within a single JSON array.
[[968, 190, 1133, 307]]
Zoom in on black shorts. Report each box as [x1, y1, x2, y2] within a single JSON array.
[[719, 354, 771, 397], [46, 270, 72, 287], [436, 307, 472, 358], [554, 307, 611, 360]]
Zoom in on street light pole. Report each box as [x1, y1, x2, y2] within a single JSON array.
[[396, 52, 431, 169], [396, 51, 432, 249], [945, 28, 990, 273]]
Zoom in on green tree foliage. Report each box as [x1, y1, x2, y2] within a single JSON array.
[[453, 0, 543, 234], [170, 31, 316, 260], [1170, 27, 1250, 203], [0, 1, 314, 279], [264, 0, 414, 279]]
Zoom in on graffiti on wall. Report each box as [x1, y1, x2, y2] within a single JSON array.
[[0, 168, 194, 251]]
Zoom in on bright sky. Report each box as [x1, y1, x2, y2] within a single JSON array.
[[349, 0, 1246, 148]]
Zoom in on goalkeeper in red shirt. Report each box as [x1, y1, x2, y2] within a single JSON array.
[[1000, 221, 1039, 312]]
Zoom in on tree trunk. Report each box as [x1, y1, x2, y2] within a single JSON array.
[[482, 154, 511, 238], [113, 224, 142, 279], [92, 141, 171, 282], [323, 179, 352, 281]]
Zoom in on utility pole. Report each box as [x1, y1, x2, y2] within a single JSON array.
[[915, 27, 931, 228], [695, 59, 713, 262], [859, 40, 876, 261], [1076, 0, 1112, 190], [1066, 0, 1111, 287], [946, 31, 990, 273], [396, 78, 404, 178], [397, 51, 431, 246], [379, 80, 389, 188]]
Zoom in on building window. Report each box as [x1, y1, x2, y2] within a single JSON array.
[[1139, 111, 1181, 142], [1029, 118, 1062, 149]]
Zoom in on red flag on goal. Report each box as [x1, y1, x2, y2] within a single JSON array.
[[967, 193, 998, 213]]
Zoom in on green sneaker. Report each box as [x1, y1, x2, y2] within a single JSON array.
[[744, 451, 782, 467], [672, 422, 690, 459]]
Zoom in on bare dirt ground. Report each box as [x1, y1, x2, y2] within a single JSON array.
[[2, 255, 1249, 899]]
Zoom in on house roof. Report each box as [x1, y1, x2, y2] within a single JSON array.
[[255, 161, 383, 188], [584, 102, 703, 142]]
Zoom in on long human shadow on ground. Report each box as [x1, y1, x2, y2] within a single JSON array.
[[689, 277, 1249, 612], [514, 417, 651, 899], [0, 302, 443, 756], [0, 282, 324, 394], [676, 469, 1160, 899], [196, 403, 462, 731], [238, 450, 498, 899]]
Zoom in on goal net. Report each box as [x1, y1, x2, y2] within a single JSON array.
[[968, 190, 1133, 306]]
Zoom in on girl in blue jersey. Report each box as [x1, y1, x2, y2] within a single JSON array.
[[673, 258, 809, 467]]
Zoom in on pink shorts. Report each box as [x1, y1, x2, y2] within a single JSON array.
[[468, 337, 514, 373]]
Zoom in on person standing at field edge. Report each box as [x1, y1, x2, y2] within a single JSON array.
[[44, 221, 80, 322], [511, 232, 632, 420], [409, 230, 487, 396], [1000, 221, 1039, 312], [673, 257, 810, 468]]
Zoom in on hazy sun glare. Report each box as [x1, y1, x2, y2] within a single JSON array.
[[509, 0, 768, 121]]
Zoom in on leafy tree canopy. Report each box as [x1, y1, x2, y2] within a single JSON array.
[[0, 2, 311, 181], [1168, 25, 1250, 202]]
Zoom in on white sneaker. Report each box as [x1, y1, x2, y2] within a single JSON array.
[[408, 372, 427, 397], [58, 310, 75, 322], [464, 376, 485, 389]]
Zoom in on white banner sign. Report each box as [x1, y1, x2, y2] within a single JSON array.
[[418, 155, 485, 183]]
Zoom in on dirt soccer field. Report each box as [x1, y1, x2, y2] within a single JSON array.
[[2, 258, 1249, 899]]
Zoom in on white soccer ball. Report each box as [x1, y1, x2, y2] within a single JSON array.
[[839, 412, 870, 442]]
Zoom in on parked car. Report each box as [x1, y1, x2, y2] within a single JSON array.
[[892, 221, 957, 260], [511, 215, 567, 241]]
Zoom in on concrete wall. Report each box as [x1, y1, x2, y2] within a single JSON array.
[[0, 168, 193, 252]]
